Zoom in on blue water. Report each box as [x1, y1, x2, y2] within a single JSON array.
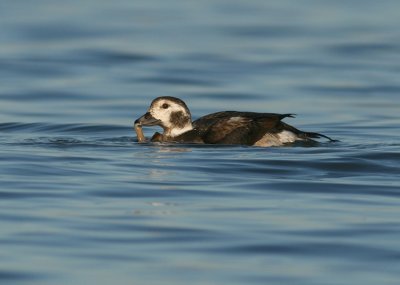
[[1, 1, 400, 284]]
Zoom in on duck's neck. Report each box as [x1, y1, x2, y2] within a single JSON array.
[[165, 123, 193, 138]]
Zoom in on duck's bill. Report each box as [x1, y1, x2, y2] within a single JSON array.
[[134, 112, 161, 126]]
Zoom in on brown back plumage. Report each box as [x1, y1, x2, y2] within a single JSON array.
[[192, 111, 295, 145]]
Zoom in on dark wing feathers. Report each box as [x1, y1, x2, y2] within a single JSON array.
[[202, 117, 252, 144], [193, 112, 290, 145]]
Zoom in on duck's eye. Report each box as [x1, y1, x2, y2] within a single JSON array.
[[161, 103, 169, 109]]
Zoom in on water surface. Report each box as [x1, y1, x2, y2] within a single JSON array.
[[1, 1, 400, 284]]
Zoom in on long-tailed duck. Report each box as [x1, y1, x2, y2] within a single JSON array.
[[134, 96, 336, 146]]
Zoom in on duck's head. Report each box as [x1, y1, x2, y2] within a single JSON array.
[[135, 96, 193, 137]]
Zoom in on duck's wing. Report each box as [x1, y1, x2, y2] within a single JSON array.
[[193, 111, 240, 132], [194, 112, 294, 145]]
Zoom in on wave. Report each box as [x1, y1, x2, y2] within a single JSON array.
[[0, 122, 130, 134]]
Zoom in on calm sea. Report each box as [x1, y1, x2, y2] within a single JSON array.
[[1, 0, 400, 284]]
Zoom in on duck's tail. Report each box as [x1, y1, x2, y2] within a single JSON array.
[[300, 131, 339, 142], [281, 122, 338, 142]]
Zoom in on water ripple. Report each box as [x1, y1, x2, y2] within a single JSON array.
[[1, 1, 400, 284], [217, 242, 400, 261], [222, 25, 305, 38], [328, 43, 400, 56], [0, 270, 45, 282], [0, 122, 129, 134]]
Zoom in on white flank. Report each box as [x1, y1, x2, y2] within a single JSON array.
[[254, 130, 298, 147], [277, 130, 298, 143]]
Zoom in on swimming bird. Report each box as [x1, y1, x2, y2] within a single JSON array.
[[134, 96, 336, 146]]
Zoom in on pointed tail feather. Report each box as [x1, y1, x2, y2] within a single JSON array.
[[281, 114, 296, 119], [301, 131, 339, 142]]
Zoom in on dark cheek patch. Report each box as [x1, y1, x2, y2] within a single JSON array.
[[170, 111, 190, 128]]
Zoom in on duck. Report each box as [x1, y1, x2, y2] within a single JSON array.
[[134, 96, 336, 146]]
